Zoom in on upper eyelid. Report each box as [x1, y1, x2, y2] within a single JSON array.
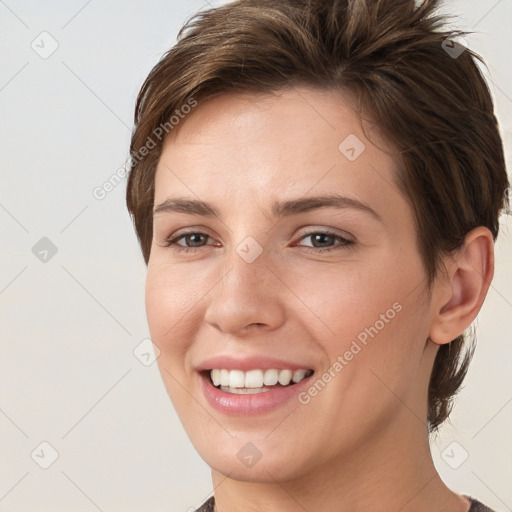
[[167, 227, 350, 238], [294, 226, 353, 240]]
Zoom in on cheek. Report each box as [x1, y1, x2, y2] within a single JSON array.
[[312, 251, 429, 374], [145, 271, 170, 341], [144, 262, 198, 355], [305, 261, 407, 336], [145, 264, 202, 412]]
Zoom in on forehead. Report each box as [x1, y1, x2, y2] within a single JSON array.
[[162, 87, 365, 169], [154, 87, 410, 229]]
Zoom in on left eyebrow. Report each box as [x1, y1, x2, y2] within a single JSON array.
[[271, 194, 382, 222], [152, 194, 382, 222]]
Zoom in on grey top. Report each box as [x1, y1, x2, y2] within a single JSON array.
[[193, 494, 496, 511]]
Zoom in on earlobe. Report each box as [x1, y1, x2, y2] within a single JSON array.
[[428, 227, 494, 345]]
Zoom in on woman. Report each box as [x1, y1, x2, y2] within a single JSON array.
[[126, 0, 509, 510]]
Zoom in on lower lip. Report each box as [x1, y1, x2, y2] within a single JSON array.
[[199, 372, 314, 416]]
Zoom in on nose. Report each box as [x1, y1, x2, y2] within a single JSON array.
[[203, 244, 287, 336]]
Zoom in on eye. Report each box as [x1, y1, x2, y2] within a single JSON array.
[[295, 230, 354, 253], [162, 231, 215, 253]]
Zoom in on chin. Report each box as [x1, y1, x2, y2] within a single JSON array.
[[196, 440, 312, 483]]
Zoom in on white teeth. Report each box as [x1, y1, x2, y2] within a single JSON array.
[[292, 369, 308, 383], [209, 368, 312, 389], [263, 369, 279, 386], [245, 369, 264, 388], [228, 370, 245, 388], [278, 369, 293, 386], [220, 369, 230, 387], [219, 386, 270, 394]]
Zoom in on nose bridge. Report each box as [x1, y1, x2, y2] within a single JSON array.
[[221, 203, 274, 286], [222, 234, 274, 300], [204, 232, 286, 333]]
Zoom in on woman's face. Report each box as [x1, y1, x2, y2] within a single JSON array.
[[146, 87, 440, 482]]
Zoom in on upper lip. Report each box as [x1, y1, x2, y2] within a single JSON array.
[[196, 355, 314, 372]]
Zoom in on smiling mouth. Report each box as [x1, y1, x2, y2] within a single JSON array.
[[205, 368, 314, 394]]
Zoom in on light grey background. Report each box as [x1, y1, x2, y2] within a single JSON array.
[[0, 1, 511, 511]]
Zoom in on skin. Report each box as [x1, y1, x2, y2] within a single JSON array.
[[145, 86, 494, 512]]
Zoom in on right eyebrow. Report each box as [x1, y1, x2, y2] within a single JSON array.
[[153, 198, 221, 218]]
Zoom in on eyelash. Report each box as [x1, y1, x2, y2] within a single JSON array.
[[162, 230, 354, 254]]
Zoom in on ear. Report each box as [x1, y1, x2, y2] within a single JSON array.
[[429, 227, 494, 345]]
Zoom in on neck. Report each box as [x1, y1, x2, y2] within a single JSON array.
[[210, 412, 470, 512]]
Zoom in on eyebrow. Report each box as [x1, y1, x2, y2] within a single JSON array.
[[153, 194, 382, 222]]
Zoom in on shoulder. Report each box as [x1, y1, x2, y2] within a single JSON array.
[[193, 496, 215, 512], [467, 495, 497, 512], [192, 495, 497, 511]]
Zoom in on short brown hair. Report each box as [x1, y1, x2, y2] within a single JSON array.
[[126, 0, 509, 431]]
